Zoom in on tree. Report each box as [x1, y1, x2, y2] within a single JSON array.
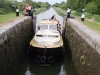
[[85, 2, 98, 14], [60, 1, 66, 9], [22, 0, 33, 4]]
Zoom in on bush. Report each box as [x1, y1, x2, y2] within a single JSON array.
[[94, 15, 100, 22], [0, 8, 12, 15], [76, 8, 83, 12], [85, 13, 92, 19], [0, 9, 6, 15], [72, 11, 82, 16], [85, 2, 98, 14]]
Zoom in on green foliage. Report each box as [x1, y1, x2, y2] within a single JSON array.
[[31, 2, 41, 8], [53, 3, 60, 7], [0, 8, 12, 15], [72, 11, 82, 16], [0, 13, 17, 24], [0, 0, 51, 15], [85, 13, 100, 22], [85, 2, 98, 14], [53, 7, 65, 16], [0, 0, 13, 14], [34, 8, 46, 15], [53, 1, 66, 9], [0, 10, 6, 15], [71, 11, 100, 33], [53, 0, 100, 15]]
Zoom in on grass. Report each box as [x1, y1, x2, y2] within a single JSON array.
[[81, 19, 100, 33], [54, 7, 100, 33], [0, 8, 46, 25], [57, 7, 66, 14], [0, 12, 19, 24], [71, 11, 82, 16], [53, 7, 65, 16], [71, 11, 100, 33]]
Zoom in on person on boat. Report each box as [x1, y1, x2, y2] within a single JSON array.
[[51, 14, 55, 20], [57, 20, 59, 28], [53, 18, 57, 21], [57, 24, 61, 35]]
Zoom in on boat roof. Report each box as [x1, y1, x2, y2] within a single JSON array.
[[35, 30, 60, 36], [40, 20, 58, 25]]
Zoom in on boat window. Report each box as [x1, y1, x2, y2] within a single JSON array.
[[40, 25, 48, 30], [40, 24, 57, 30], [48, 35, 58, 37], [36, 35, 43, 37], [36, 35, 47, 37], [49, 25, 57, 30]]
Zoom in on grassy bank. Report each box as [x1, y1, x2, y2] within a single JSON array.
[[34, 8, 46, 15], [72, 11, 100, 33], [0, 13, 22, 25], [0, 8, 46, 25], [72, 11, 100, 22], [53, 7, 66, 16], [54, 7, 100, 33]]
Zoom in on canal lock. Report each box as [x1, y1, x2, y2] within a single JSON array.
[[0, 15, 78, 75], [15, 16, 78, 75]]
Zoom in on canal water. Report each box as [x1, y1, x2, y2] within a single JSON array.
[[16, 8, 78, 75], [16, 54, 78, 75]]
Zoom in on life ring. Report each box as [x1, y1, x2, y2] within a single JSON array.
[[35, 55, 41, 63], [48, 56, 54, 63], [41, 56, 46, 63]]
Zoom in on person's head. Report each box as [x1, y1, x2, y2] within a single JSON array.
[[54, 18, 57, 21]]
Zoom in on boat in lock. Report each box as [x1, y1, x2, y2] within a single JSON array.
[[29, 20, 64, 64]]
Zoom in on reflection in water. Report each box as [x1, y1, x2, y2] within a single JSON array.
[[24, 66, 32, 75], [64, 55, 78, 75], [59, 65, 67, 75], [16, 54, 78, 75]]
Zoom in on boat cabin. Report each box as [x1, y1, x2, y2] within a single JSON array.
[[37, 20, 58, 30]]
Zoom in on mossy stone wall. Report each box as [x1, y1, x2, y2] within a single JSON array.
[[0, 17, 34, 75], [64, 19, 100, 75]]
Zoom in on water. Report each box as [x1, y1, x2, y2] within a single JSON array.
[[16, 54, 78, 75]]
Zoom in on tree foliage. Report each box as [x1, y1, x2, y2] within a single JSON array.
[[0, 0, 51, 15], [53, 0, 100, 15], [85, 2, 98, 14]]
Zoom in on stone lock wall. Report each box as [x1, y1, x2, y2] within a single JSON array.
[[64, 19, 100, 75], [0, 17, 33, 75]]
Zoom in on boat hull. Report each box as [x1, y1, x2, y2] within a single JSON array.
[[29, 45, 64, 63]]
